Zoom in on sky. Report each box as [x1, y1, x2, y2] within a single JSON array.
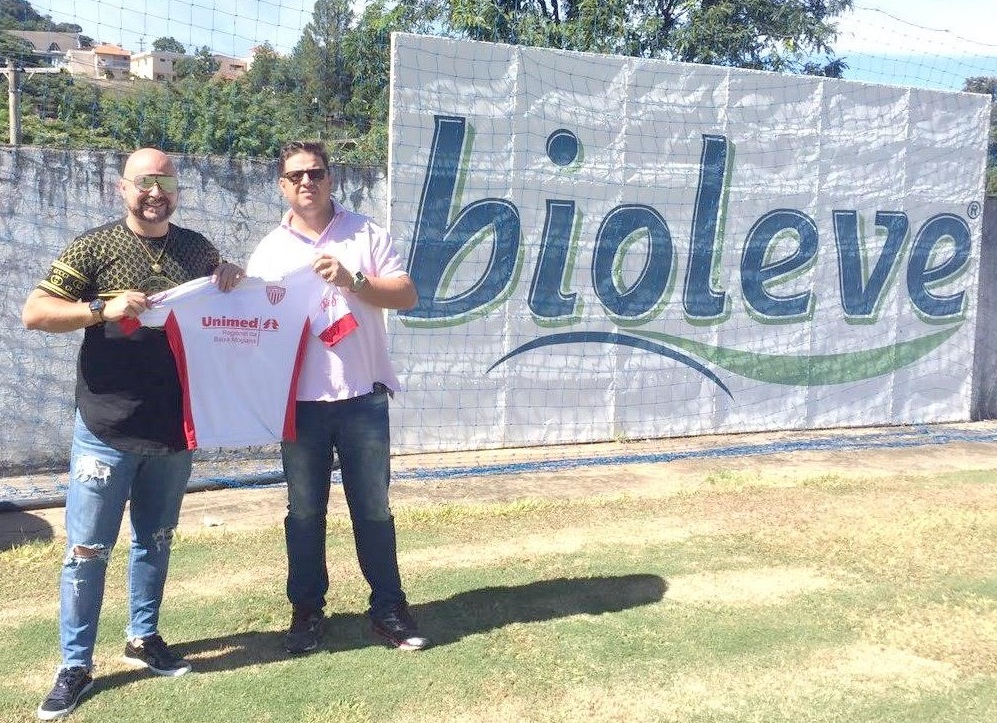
[[29, 1, 997, 89], [832, 1, 997, 90], [33, 0, 316, 57]]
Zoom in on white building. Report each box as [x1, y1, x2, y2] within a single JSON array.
[[130, 50, 183, 81], [63, 43, 131, 78]]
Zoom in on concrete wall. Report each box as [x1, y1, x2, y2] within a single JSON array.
[[0, 147, 387, 474]]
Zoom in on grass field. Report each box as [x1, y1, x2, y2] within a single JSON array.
[[1, 445, 996, 723]]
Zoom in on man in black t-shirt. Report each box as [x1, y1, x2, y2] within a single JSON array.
[[22, 147, 243, 721]]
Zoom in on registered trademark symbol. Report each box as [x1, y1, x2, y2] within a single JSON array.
[[968, 201, 982, 219]]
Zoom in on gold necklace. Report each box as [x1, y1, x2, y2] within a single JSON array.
[[129, 226, 171, 274]]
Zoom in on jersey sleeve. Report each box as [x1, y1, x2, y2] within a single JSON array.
[[277, 264, 358, 347], [314, 285, 359, 346], [118, 276, 215, 335]]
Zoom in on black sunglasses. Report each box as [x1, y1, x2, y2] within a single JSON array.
[[282, 168, 328, 184]]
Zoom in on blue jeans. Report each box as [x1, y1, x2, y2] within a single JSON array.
[[281, 390, 406, 617], [59, 411, 192, 670]]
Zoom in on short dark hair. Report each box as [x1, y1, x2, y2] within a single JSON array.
[[278, 141, 330, 175]]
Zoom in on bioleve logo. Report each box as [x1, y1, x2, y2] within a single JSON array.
[[399, 115, 974, 396]]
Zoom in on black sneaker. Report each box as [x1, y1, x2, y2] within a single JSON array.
[[371, 604, 429, 651], [284, 607, 324, 654], [122, 634, 192, 677], [36, 666, 93, 720]]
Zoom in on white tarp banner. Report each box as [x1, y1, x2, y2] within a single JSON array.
[[386, 32, 991, 452]]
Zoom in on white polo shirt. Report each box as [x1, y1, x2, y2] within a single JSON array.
[[246, 202, 408, 402]]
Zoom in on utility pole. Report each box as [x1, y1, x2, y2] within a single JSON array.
[[5, 59, 19, 145], [3, 59, 61, 146]]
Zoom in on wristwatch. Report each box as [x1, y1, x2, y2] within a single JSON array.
[[88, 298, 106, 323], [351, 271, 369, 293]]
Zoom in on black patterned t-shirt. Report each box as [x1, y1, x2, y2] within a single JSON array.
[[37, 219, 222, 454]]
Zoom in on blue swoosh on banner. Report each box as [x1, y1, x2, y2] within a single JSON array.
[[485, 331, 733, 398]]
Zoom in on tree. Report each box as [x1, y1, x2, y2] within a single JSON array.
[[292, 0, 356, 129], [0, 29, 34, 63], [152, 36, 187, 54], [341, 1, 408, 132], [2, 0, 861, 166], [243, 42, 297, 95], [0, 0, 82, 32], [90, 73, 313, 157], [173, 46, 220, 80], [0, 0, 47, 29], [20, 72, 99, 121], [410, 0, 851, 76]]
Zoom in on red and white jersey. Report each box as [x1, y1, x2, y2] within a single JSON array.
[[121, 264, 357, 449]]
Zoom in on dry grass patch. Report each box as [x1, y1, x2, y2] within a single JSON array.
[[169, 568, 282, 600], [0, 598, 57, 628], [398, 639, 960, 723], [548, 642, 957, 723], [825, 642, 959, 691], [664, 566, 838, 605], [400, 515, 714, 571], [662, 480, 997, 575], [863, 599, 997, 674]]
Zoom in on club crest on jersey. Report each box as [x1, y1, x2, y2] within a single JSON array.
[[266, 285, 286, 305]]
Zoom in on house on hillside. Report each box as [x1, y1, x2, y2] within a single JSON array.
[[130, 50, 183, 81], [64, 43, 131, 78], [4, 30, 80, 66], [92, 44, 131, 78], [212, 54, 249, 80]]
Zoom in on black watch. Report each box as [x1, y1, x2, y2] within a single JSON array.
[[88, 298, 106, 322], [351, 271, 369, 293]]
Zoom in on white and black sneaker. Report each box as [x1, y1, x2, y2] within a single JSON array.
[[37, 666, 93, 720], [122, 634, 192, 677]]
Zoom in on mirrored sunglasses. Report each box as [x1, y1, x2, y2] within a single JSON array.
[[128, 174, 179, 192], [282, 168, 328, 184]]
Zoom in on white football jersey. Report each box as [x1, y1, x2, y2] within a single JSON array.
[[122, 265, 357, 448]]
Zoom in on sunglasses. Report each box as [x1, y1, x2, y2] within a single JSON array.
[[281, 168, 328, 184], [126, 174, 179, 192]]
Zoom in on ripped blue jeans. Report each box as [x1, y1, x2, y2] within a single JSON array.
[[59, 411, 192, 671]]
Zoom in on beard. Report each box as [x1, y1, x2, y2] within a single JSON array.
[[129, 195, 177, 225]]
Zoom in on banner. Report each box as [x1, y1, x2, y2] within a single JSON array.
[[386, 32, 991, 451]]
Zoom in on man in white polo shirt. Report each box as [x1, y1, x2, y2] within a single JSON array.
[[246, 140, 427, 654]]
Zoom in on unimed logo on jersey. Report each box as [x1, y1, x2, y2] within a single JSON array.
[[200, 315, 281, 330], [202, 316, 261, 329]]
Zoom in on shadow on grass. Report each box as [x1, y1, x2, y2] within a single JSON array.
[[95, 573, 668, 686], [0, 510, 54, 550], [420, 573, 668, 647]]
